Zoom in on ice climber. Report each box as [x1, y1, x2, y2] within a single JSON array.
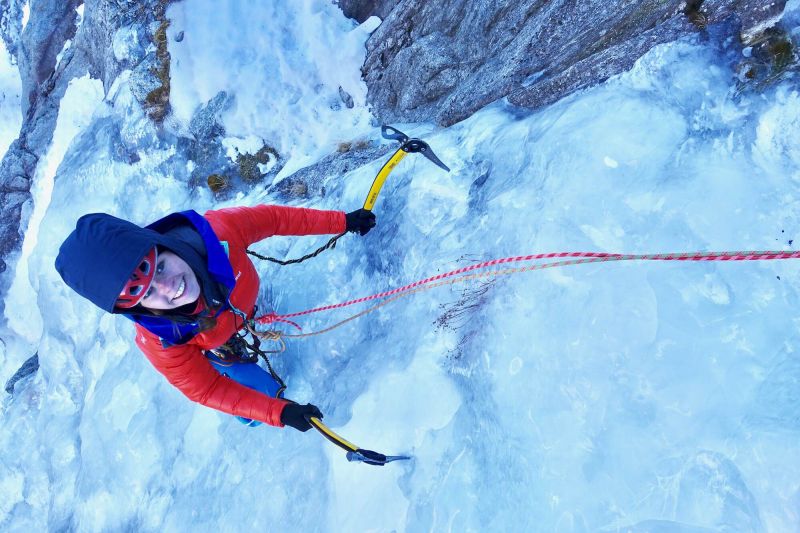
[[55, 205, 376, 431]]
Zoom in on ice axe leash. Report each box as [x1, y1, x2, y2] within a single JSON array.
[[246, 125, 450, 264], [306, 415, 412, 466]]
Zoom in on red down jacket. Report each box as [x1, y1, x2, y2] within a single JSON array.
[[134, 205, 345, 426]]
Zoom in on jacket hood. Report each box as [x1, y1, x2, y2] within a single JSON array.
[[56, 213, 165, 313], [55, 211, 233, 315]]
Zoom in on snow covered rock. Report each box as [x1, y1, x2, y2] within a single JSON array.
[[0, 0, 174, 299]]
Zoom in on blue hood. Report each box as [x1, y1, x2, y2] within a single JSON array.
[[56, 213, 166, 313], [56, 210, 237, 345]]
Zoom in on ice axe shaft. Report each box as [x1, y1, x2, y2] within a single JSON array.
[[307, 416, 411, 467]]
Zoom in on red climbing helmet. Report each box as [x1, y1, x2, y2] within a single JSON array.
[[116, 247, 158, 309]]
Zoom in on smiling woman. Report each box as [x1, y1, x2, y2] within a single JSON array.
[[54, 204, 376, 430], [138, 249, 202, 310]]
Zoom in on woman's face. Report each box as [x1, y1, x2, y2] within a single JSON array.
[[139, 250, 201, 310]]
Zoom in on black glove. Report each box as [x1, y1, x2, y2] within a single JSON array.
[[345, 209, 376, 236], [280, 402, 323, 432]]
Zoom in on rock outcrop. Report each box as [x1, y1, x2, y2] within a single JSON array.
[[4, 352, 38, 394], [354, 0, 790, 126], [0, 0, 81, 280], [0, 0, 173, 302], [336, 0, 399, 23], [268, 140, 393, 202]]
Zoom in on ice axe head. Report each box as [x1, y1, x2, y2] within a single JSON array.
[[402, 139, 450, 172], [346, 449, 412, 466], [381, 125, 409, 143]]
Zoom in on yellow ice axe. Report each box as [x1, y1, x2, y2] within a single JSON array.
[[247, 127, 449, 264], [363, 125, 451, 211]]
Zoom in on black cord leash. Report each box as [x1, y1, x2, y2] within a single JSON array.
[[246, 233, 345, 266]]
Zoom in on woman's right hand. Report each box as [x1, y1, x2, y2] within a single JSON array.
[[280, 402, 323, 432], [345, 209, 377, 236]]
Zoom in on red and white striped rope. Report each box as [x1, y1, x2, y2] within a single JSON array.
[[254, 250, 800, 326]]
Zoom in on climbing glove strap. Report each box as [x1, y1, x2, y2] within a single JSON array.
[[345, 209, 376, 236], [280, 402, 323, 432]]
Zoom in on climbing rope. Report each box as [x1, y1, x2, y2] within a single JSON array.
[[250, 249, 800, 339], [244, 322, 286, 352]]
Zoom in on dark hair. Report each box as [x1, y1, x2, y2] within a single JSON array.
[[126, 300, 219, 342]]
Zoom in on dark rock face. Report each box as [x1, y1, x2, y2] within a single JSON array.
[[0, 142, 36, 269], [17, 0, 82, 116], [4, 353, 39, 394], [359, 0, 789, 126], [0, 0, 80, 302], [0, 0, 26, 60], [269, 141, 393, 202], [336, 0, 399, 24]]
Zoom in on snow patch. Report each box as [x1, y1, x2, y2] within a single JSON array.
[[0, 38, 22, 159], [21, 3, 29, 31], [328, 349, 460, 531], [221, 134, 266, 160], [5, 75, 104, 340], [166, 0, 374, 165]]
